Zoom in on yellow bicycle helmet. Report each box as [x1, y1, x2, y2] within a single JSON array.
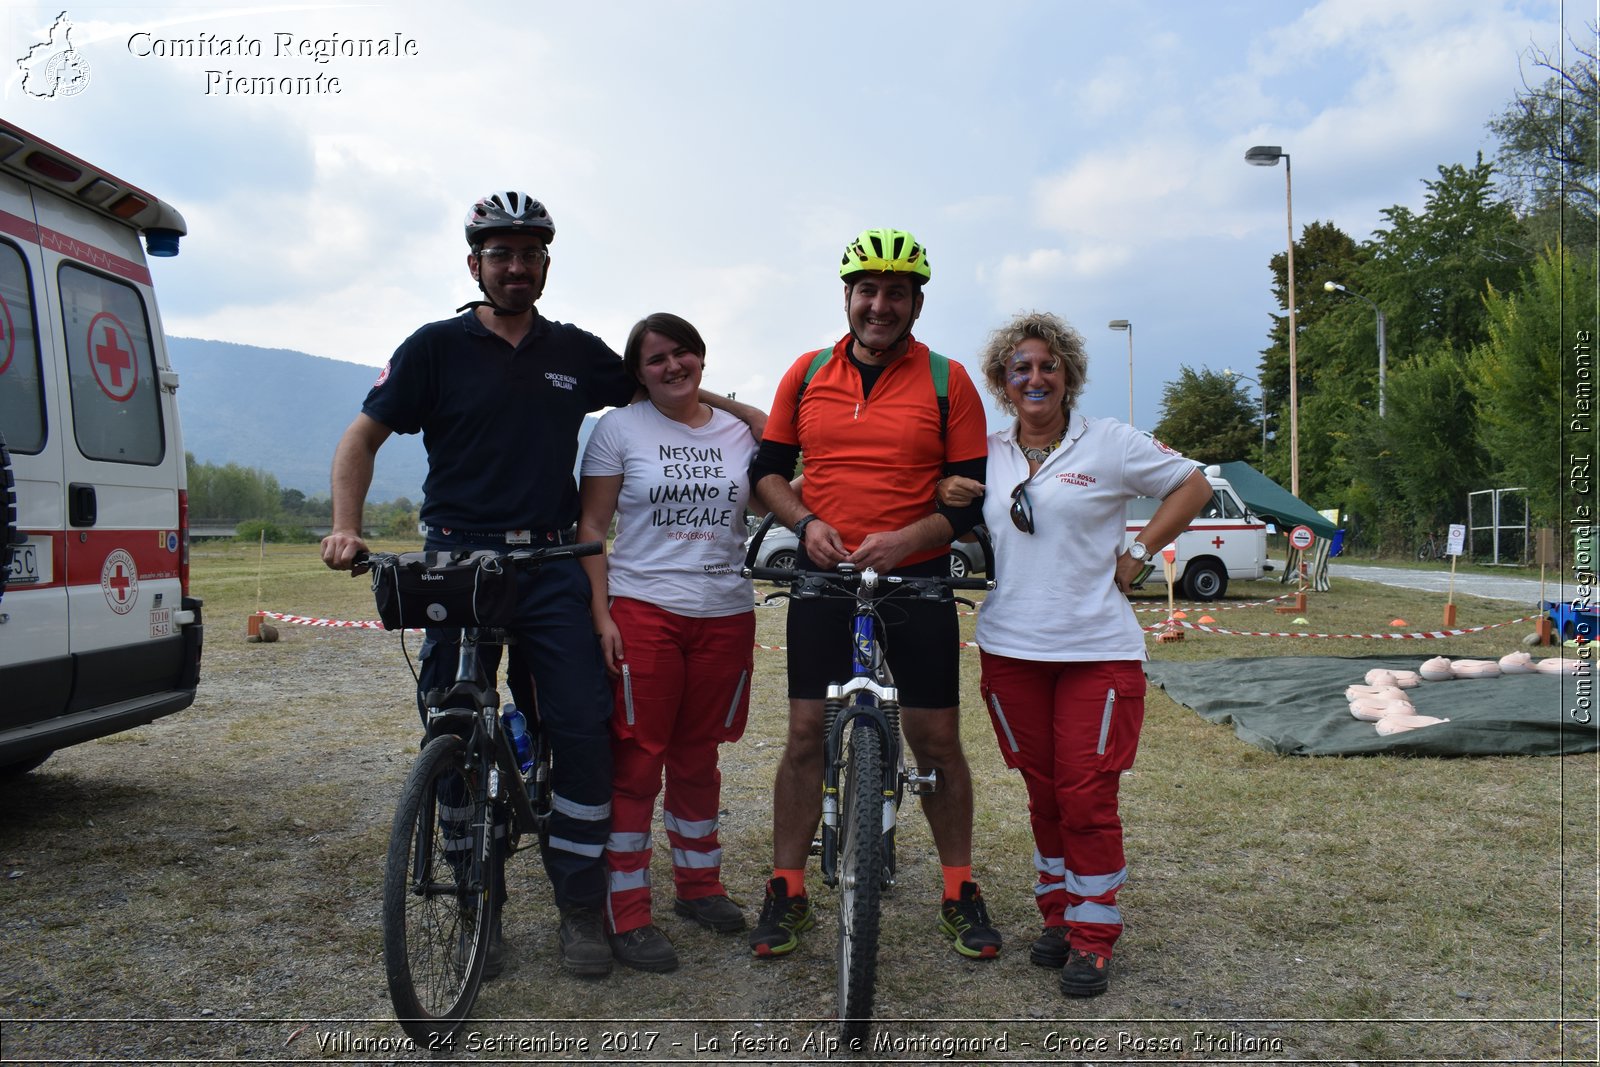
[[839, 227, 931, 284]]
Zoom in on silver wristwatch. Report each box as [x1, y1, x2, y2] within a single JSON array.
[[1127, 540, 1150, 563]]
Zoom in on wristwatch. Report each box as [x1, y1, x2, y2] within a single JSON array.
[[1127, 540, 1150, 563], [793, 514, 820, 542]]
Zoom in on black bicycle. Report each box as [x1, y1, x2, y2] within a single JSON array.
[[356, 543, 602, 1047], [743, 517, 992, 1044]]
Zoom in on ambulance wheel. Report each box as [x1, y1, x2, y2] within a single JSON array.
[[1182, 559, 1227, 601]]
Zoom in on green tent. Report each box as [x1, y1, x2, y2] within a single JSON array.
[[1215, 461, 1338, 541]]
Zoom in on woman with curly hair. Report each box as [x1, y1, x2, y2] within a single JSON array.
[[938, 311, 1210, 997]]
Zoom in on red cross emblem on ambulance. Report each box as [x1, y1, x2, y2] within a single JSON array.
[[101, 549, 139, 614]]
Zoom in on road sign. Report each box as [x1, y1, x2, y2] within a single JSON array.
[[1446, 523, 1466, 557], [1289, 525, 1315, 551]]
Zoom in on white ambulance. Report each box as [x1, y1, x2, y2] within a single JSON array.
[[0, 119, 201, 776], [1125, 464, 1268, 601]]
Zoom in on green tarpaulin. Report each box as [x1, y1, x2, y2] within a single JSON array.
[[1144, 655, 1596, 756]]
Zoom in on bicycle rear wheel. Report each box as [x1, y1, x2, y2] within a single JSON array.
[[382, 733, 498, 1046], [836, 714, 884, 1046]]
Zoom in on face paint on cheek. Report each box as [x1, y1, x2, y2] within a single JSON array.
[[1007, 368, 1031, 388]]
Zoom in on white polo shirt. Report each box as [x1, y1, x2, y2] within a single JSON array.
[[976, 412, 1195, 662]]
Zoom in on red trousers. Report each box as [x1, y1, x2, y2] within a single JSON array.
[[979, 653, 1146, 957], [603, 598, 754, 934]]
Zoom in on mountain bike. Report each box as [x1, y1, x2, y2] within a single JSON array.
[[1416, 531, 1441, 561], [742, 517, 992, 1044], [355, 542, 602, 1047]]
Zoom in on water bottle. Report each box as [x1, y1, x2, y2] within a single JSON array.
[[501, 703, 534, 776]]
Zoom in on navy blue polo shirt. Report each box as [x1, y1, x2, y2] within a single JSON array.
[[363, 310, 634, 531]]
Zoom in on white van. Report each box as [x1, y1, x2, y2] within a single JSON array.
[[0, 119, 201, 776], [1125, 464, 1268, 601]]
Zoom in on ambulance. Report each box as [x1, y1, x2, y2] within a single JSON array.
[[0, 119, 201, 776], [1125, 464, 1268, 601]]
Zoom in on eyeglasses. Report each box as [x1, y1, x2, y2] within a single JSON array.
[[1009, 481, 1034, 534], [477, 247, 548, 267]]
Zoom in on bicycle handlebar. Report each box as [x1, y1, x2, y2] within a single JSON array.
[[743, 514, 993, 593], [351, 541, 604, 577]]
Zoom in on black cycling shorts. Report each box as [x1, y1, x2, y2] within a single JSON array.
[[785, 552, 960, 708]]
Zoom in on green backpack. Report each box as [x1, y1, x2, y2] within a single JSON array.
[[795, 346, 951, 440]]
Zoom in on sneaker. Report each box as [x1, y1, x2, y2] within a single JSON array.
[[558, 906, 613, 977], [938, 881, 1002, 959], [609, 924, 679, 973], [674, 894, 747, 933], [1059, 947, 1110, 997], [1030, 925, 1069, 969], [748, 878, 814, 957]]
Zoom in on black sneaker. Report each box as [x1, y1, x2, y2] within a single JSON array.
[[1059, 947, 1110, 997], [1030, 925, 1069, 968], [938, 881, 1002, 959], [748, 878, 814, 957], [609, 924, 679, 973], [673, 894, 747, 933], [558, 906, 613, 977]]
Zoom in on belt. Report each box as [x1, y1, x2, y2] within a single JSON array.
[[420, 523, 575, 545]]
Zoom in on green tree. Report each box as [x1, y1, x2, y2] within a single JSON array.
[[1467, 245, 1595, 525], [1151, 367, 1259, 464], [1488, 30, 1599, 255], [1257, 220, 1367, 495], [1363, 156, 1530, 354], [185, 455, 283, 522], [1344, 344, 1487, 544]]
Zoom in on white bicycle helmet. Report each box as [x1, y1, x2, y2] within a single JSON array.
[[463, 191, 555, 247]]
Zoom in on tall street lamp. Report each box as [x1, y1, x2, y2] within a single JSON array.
[[1245, 144, 1299, 498], [1107, 319, 1133, 425], [1324, 280, 1388, 417], [1224, 368, 1268, 457]]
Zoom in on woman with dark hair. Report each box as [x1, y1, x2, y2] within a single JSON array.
[[939, 310, 1210, 997], [576, 313, 762, 972]]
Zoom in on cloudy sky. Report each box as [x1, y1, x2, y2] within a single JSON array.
[[2, 0, 1572, 430]]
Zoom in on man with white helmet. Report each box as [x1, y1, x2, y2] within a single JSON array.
[[322, 191, 761, 979]]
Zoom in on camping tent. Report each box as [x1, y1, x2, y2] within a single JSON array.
[[1215, 461, 1340, 590]]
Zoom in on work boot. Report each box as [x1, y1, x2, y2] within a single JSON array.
[[1059, 947, 1111, 997], [610, 924, 679, 973], [1030, 925, 1069, 968], [558, 906, 612, 977], [673, 894, 747, 933]]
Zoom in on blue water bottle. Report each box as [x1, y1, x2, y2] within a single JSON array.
[[501, 703, 534, 776]]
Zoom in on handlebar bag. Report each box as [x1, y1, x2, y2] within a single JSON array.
[[370, 550, 519, 630]]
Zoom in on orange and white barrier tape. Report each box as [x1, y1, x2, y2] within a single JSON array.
[[1131, 592, 1296, 614], [1143, 614, 1540, 640]]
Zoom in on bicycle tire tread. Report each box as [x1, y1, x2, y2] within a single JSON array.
[[837, 716, 883, 1044]]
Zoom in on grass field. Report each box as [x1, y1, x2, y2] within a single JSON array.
[[0, 539, 1594, 1063]]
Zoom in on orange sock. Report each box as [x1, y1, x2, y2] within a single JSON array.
[[941, 865, 974, 901], [774, 868, 807, 897]]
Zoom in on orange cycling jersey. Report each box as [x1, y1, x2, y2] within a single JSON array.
[[764, 334, 988, 565]]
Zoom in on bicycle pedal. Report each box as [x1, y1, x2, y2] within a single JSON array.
[[809, 836, 823, 856], [905, 767, 940, 795]]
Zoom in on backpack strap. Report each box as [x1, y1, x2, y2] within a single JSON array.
[[796, 344, 949, 440]]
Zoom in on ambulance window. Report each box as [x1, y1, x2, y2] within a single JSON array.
[[0, 240, 45, 453], [1126, 497, 1158, 521], [1212, 491, 1245, 519], [59, 265, 163, 465]]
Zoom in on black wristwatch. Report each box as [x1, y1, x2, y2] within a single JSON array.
[[793, 513, 820, 542]]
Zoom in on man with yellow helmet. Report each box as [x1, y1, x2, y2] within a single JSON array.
[[746, 228, 1001, 960]]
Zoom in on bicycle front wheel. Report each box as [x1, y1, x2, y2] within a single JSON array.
[[382, 733, 497, 1046], [836, 714, 884, 1046]]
